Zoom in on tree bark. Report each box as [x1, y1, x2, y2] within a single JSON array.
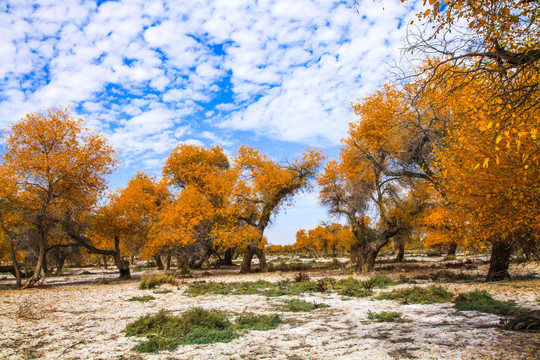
[[486, 241, 513, 281], [395, 242, 405, 262], [223, 248, 234, 266], [154, 255, 164, 270], [166, 253, 171, 270], [102, 255, 108, 269], [240, 243, 267, 273], [447, 242, 457, 256], [54, 254, 66, 276]]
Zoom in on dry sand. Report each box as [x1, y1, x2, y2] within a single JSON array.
[[0, 262, 539, 360]]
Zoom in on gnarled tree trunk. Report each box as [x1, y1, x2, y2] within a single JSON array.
[[447, 242, 457, 256], [240, 243, 267, 273], [486, 241, 513, 281], [154, 255, 164, 270]]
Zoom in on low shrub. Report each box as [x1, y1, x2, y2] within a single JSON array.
[[235, 312, 282, 331], [361, 275, 399, 291], [139, 274, 177, 290], [376, 285, 454, 304], [277, 299, 329, 312], [185, 281, 231, 296], [127, 295, 155, 302], [367, 311, 402, 322], [335, 277, 372, 298], [454, 290, 522, 315], [153, 289, 173, 294], [125, 308, 237, 353], [443, 255, 457, 261], [295, 272, 310, 282]]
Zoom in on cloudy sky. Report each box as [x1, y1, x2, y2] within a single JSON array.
[[0, 0, 422, 244]]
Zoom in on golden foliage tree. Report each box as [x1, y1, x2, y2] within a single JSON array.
[[0, 108, 117, 287]]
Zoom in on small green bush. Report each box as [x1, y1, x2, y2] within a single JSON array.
[[367, 311, 402, 322], [376, 285, 454, 304], [336, 277, 372, 298], [454, 290, 522, 315], [127, 295, 155, 302], [443, 255, 457, 261], [125, 308, 237, 353], [132, 336, 181, 353], [235, 312, 282, 331], [183, 327, 239, 344], [139, 274, 177, 289], [277, 299, 329, 312], [339, 286, 372, 298], [185, 282, 231, 296], [153, 289, 173, 294], [361, 275, 400, 290]]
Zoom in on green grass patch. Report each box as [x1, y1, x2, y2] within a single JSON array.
[[361, 275, 400, 290], [454, 290, 522, 315], [276, 299, 329, 312], [153, 289, 173, 294], [125, 308, 237, 353], [139, 274, 177, 289], [367, 311, 402, 322], [127, 295, 156, 302], [376, 285, 454, 304], [185, 282, 231, 296], [335, 277, 372, 298], [235, 312, 283, 331]]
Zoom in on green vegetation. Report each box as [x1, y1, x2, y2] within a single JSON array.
[[185, 282, 231, 296], [276, 299, 329, 312], [139, 274, 177, 289], [125, 308, 236, 352], [376, 285, 454, 304], [153, 289, 173, 294], [367, 311, 402, 322], [125, 308, 284, 353], [235, 312, 283, 330], [361, 275, 400, 290], [454, 290, 522, 315], [127, 295, 155, 302]]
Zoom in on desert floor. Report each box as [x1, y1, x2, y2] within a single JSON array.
[[0, 256, 539, 360]]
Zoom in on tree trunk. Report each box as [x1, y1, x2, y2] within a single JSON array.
[[154, 255, 164, 270], [54, 254, 66, 276], [240, 243, 268, 273], [166, 253, 171, 270], [486, 241, 513, 281], [395, 242, 405, 262], [447, 242, 457, 256], [102, 255, 108, 269], [8, 236, 21, 289], [223, 248, 234, 266], [113, 236, 130, 279], [22, 233, 46, 289]]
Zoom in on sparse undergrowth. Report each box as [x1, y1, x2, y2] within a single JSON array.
[[125, 308, 283, 353], [127, 295, 155, 302], [139, 274, 177, 290], [276, 299, 329, 312], [454, 290, 522, 315], [367, 311, 402, 322], [376, 285, 454, 304]]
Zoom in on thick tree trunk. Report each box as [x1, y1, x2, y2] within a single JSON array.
[[154, 255, 164, 270], [54, 254, 66, 276], [8, 237, 21, 289], [447, 242, 457, 256], [223, 248, 234, 266], [22, 234, 46, 289], [240, 243, 267, 273], [395, 242, 405, 262], [166, 253, 172, 270], [113, 236, 130, 279], [486, 241, 513, 281]]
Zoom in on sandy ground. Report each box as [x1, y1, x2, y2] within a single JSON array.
[[0, 261, 539, 360]]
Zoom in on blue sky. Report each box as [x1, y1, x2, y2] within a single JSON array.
[[0, 0, 422, 245]]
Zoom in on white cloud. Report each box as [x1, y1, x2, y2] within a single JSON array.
[[0, 0, 423, 243]]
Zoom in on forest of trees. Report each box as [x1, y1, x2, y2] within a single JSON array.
[[0, 0, 538, 288]]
